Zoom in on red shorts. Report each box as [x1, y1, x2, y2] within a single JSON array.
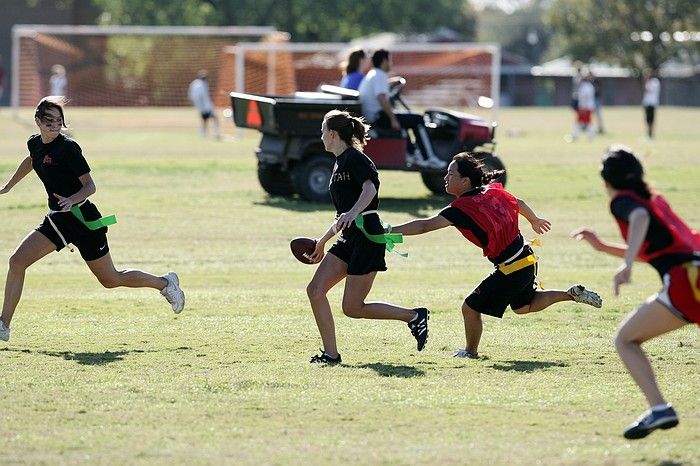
[[656, 261, 700, 324], [576, 109, 592, 125]]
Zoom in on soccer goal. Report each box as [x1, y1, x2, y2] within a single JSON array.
[[11, 24, 278, 113], [224, 41, 500, 117]]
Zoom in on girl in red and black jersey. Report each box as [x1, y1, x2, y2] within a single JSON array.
[[573, 145, 699, 440], [391, 152, 602, 358], [0, 97, 184, 343], [305, 110, 429, 364]]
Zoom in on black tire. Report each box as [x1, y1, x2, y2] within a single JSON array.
[[421, 171, 448, 195], [292, 154, 334, 203], [257, 163, 296, 196], [472, 151, 507, 187]]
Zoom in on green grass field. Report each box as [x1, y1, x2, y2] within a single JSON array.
[[0, 106, 698, 465]]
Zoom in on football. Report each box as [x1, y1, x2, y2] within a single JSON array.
[[290, 237, 317, 264]]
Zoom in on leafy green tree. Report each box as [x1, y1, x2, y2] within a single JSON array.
[[547, 0, 700, 70], [92, 0, 476, 41], [92, 0, 217, 25]]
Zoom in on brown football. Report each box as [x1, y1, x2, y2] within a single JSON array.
[[290, 237, 317, 264]]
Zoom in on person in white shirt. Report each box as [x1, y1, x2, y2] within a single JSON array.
[[566, 72, 595, 142], [188, 69, 220, 139], [358, 49, 444, 169], [642, 69, 660, 140], [49, 64, 67, 97]]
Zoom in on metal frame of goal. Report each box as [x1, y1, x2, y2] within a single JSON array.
[[10, 24, 278, 116]]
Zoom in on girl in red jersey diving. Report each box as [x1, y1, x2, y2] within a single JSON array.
[[391, 152, 602, 358]]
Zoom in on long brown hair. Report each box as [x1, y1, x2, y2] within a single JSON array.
[[324, 110, 370, 151]]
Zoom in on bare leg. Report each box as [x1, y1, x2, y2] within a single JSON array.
[[306, 253, 347, 358], [512, 289, 572, 315], [615, 298, 688, 407], [86, 253, 167, 290], [1, 230, 57, 326], [462, 302, 483, 354], [342, 273, 417, 322]]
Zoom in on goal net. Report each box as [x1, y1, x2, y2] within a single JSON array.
[[11, 25, 277, 110], [224, 42, 500, 111]]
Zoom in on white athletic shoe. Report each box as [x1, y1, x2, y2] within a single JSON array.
[[452, 348, 478, 359], [567, 284, 603, 308], [161, 272, 185, 314], [0, 320, 10, 342]]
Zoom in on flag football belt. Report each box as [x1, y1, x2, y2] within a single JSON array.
[[496, 238, 541, 275], [354, 210, 408, 257], [498, 253, 537, 275], [47, 200, 117, 253]]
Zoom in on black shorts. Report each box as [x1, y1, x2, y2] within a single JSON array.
[[327, 215, 386, 276], [644, 105, 655, 125], [36, 201, 110, 262], [464, 248, 537, 318], [200, 111, 214, 121]]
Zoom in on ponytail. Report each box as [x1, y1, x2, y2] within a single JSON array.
[[324, 109, 370, 150]]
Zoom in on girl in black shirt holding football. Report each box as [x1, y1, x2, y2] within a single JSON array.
[[305, 110, 429, 364], [0, 97, 184, 343], [573, 146, 699, 439]]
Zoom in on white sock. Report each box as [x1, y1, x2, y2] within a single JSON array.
[[651, 403, 671, 412]]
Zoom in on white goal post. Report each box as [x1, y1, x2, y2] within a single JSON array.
[[11, 24, 278, 115]]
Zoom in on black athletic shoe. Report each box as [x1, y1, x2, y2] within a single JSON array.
[[309, 350, 342, 365], [624, 406, 679, 439], [408, 308, 429, 351]]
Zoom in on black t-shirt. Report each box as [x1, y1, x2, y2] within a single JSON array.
[[28, 133, 90, 211], [329, 147, 380, 216], [611, 194, 697, 275]]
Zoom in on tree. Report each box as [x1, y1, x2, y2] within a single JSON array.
[[91, 0, 477, 42], [547, 0, 700, 70]]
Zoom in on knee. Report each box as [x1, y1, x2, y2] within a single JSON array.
[[461, 303, 480, 321], [512, 306, 530, 315], [306, 281, 326, 301], [97, 272, 121, 289], [8, 252, 29, 272], [614, 326, 637, 350], [342, 302, 363, 319]]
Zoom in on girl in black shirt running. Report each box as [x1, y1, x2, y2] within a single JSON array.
[[305, 110, 429, 364], [0, 97, 184, 343]]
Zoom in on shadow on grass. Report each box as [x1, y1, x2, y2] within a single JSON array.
[[0, 347, 174, 365], [488, 360, 568, 373], [352, 362, 425, 378], [656, 462, 684, 466], [255, 196, 449, 216], [2, 348, 129, 365]]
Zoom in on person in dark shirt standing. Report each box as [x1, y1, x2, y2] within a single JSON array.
[[391, 152, 602, 359], [0, 97, 185, 343], [305, 110, 429, 364], [572, 145, 699, 440]]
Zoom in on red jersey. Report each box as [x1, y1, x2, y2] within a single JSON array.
[[440, 183, 521, 260], [612, 190, 700, 264]]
